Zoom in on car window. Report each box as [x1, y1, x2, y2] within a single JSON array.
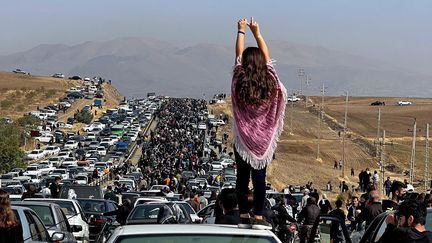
[[52, 201, 77, 215], [30, 211, 50, 241], [79, 200, 106, 213], [374, 218, 388, 242], [107, 202, 117, 212], [26, 205, 55, 227], [55, 207, 69, 232], [24, 210, 48, 241]]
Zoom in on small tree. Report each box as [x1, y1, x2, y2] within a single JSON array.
[[75, 111, 93, 124], [0, 125, 25, 173]]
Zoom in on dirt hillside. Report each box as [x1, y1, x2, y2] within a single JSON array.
[[210, 96, 432, 197]]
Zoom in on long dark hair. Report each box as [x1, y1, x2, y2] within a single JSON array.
[[0, 190, 18, 228], [234, 47, 276, 105]]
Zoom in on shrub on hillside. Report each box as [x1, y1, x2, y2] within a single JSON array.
[[16, 114, 40, 127], [0, 100, 14, 109], [75, 111, 93, 124], [0, 124, 25, 173], [45, 89, 57, 99]]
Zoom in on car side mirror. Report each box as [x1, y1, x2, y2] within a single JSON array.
[[72, 225, 83, 232], [51, 232, 65, 242]]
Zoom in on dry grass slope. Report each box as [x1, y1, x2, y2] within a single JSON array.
[[210, 95, 432, 196]]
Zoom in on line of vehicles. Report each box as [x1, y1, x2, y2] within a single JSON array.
[[1, 84, 163, 242]]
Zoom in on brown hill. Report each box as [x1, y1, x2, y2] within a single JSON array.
[[210, 96, 431, 196]]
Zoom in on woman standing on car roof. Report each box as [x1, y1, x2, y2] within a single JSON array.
[[0, 189, 23, 243], [232, 17, 287, 230]]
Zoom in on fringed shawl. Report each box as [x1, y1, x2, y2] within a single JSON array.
[[231, 58, 287, 169]]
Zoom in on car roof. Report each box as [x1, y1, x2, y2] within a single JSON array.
[[112, 224, 275, 236], [13, 201, 58, 207]]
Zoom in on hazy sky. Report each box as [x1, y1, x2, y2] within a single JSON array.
[[1, 0, 431, 74]]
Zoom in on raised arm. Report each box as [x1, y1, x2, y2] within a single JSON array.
[[236, 18, 248, 59], [248, 17, 270, 63]]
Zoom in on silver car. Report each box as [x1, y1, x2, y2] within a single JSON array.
[[13, 201, 80, 243], [12, 205, 65, 243], [106, 224, 282, 243]]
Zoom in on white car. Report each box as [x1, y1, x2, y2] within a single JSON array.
[[96, 146, 107, 156], [24, 165, 42, 176], [398, 101, 412, 106], [57, 151, 71, 160], [101, 138, 115, 146], [26, 149, 46, 160], [34, 133, 54, 143], [209, 119, 225, 126], [105, 224, 280, 243], [50, 169, 68, 180], [82, 122, 105, 132], [64, 140, 79, 149], [44, 146, 60, 156], [109, 135, 119, 144], [52, 73, 65, 78], [211, 162, 223, 171], [56, 122, 72, 129], [287, 96, 301, 102], [62, 158, 77, 167], [198, 123, 207, 130], [220, 158, 235, 168]]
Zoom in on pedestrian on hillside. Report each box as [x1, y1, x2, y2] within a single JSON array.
[[384, 177, 392, 198], [232, 17, 287, 230], [351, 168, 355, 177], [0, 189, 24, 242], [334, 160, 338, 169]]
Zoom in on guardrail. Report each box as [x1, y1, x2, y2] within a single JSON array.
[[89, 171, 114, 186]]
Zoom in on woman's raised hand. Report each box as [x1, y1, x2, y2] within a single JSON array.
[[238, 18, 248, 32], [248, 17, 261, 37]]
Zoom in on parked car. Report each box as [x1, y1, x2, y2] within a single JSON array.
[[12, 205, 65, 243], [26, 149, 46, 160], [398, 100, 412, 106], [77, 198, 118, 242], [52, 73, 65, 78], [13, 68, 30, 75], [370, 101, 385, 106], [351, 209, 432, 243], [12, 201, 79, 243], [106, 224, 282, 243], [24, 198, 90, 243]]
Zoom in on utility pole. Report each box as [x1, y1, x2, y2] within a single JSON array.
[[425, 124, 430, 191], [289, 90, 294, 135], [380, 130, 386, 195], [304, 75, 311, 108], [317, 83, 325, 160], [298, 68, 305, 95], [376, 108, 381, 158], [409, 119, 417, 184], [342, 92, 349, 178]]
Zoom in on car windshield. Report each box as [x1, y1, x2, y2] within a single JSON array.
[[130, 204, 165, 220], [51, 201, 77, 215], [78, 200, 106, 213], [25, 205, 55, 226], [115, 235, 277, 243]]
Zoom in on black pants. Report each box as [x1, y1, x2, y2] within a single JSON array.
[[235, 149, 267, 216]]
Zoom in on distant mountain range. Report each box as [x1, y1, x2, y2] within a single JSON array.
[[0, 37, 430, 98]]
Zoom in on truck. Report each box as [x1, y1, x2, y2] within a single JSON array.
[[94, 99, 102, 108], [115, 139, 130, 152]]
